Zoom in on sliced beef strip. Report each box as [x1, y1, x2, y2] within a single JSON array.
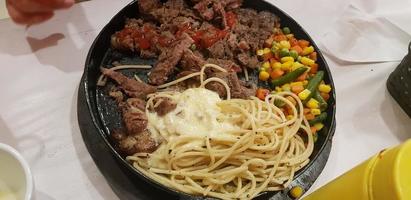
[[193, 0, 227, 28], [180, 49, 206, 71], [138, 0, 160, 14], [206, 58, 242, 73], [206, 72, 256, 99], [123, 109, 148, 134], [101, 68, 157, 99], [237, 53, 259, 69], [149, 33, 194, 85], [112, 130, 158, 155], [153, 97, 177, 116]]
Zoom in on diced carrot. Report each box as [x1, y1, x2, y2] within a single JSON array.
[[320, 92, 330, 101], [265, 37, 274, 48], [291, 85, 304, 94], [306, 113, 315, 120], [303, 108, 311, 115], [269, 58, 278, 64], [309, 52, 318, 61], [298, 40, 310, 48], [309, 63, 318, 74], [285, 105, 293, 114], [296, 72, 308, 81], [310, 126, 317, 133], [256, 88, 269, 100], [263, 52, 274, 61], [270, 69, 284, 79], [291, 45, 303, 55], [289, 38, 298, 47], [274, 34, 287, 42]]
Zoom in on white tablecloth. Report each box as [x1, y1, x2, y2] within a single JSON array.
[[0, 0, 410, 199]]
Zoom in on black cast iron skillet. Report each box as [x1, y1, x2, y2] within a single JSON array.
[[78, 0, 336, 199]]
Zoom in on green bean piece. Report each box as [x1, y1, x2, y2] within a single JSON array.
[[271, 67, 308, 88], [313, 90, 328, 111], [309, 112, 327, 126], [303, 71, 324, 103]]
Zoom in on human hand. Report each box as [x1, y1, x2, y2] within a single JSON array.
[[6, 0, 75, 25]]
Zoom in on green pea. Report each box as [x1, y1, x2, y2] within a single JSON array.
[[290, 50, 299, 60], [283, 27, 291, 35], [279, 48, 290, 58]]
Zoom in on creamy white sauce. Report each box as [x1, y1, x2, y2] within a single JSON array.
[[147, 88, 238, 140], [0, 180, 17, 200]]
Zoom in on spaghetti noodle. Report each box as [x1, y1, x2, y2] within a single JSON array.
[[126, 64, 314, 200]]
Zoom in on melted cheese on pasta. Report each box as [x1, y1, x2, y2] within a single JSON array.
[[147, 88, 238, 140]]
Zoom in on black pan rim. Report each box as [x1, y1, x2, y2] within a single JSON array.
[[81, 0, 337, 198]]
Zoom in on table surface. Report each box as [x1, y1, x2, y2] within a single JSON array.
[[0, 0, 410, 199]]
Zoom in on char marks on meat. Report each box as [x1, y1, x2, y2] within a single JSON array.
[[112, 130, 158, 155], [101, 68, 157, 99], [152, 97, 177, 116], [149, 33, 194, 85]]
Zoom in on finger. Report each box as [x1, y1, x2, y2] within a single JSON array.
[[8, 0, 74, 14], [7, 3, 53, 25], [35, 0, 75, 9]]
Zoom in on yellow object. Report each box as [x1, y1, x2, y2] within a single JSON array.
[[281, 56, 294, 63], [286, 34, 294, 39], [298, 89, 311, 101], [290, 81, 303, 87], [291, 62, 304, 71], [281, 61, 294, 71], [259, 71, 270, 81], [306, 98, 319, 109], [275, 86, 282, 92], [302, 46, 314, 56], [271, 62, 282, 70], [311, 109, 321, 116], [286, 115, 294, 120], [313, 123, 324, 130], [304, 139, 411, 200], [263, 48, 271, 54], [300, 57, 315, 67], [282, 84, 291, 91], [262, 61, 270, 70], [257, 49, 264, 56], [303, 80, 309, 86], [318, 84, 332, 93], [290, 186, 304, 198], [279, 40, 291, 49]]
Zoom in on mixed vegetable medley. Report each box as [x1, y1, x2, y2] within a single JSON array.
[[255, 26, 332, 142]]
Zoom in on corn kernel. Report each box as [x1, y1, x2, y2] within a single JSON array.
[[282, 83, 291, 91], [298, 89, 311, 100], [303, 80, 309, 86], [271, 62, 282, 69], [311, 109, 321, 116], [262, 61, 270, 70], [319, 84, 332, 93], [291, 62, 304, 71], [279, 40, 291, 49], [259, 71, 270, 81], [286, 115, 294, 120], [263, 48, 271, 54], [286, 34, 294, 39], [314, 123, 324, 131], [281, 56, 294, 63], [306, 98, 319, 109], [302, 46, 315, 55], [289, 186, 304, 199], [281, 61, 294, 71], [257, 49, 264, 56], [300, 57, 315, 67], [275, 86, 283, 92], [290, 81, 303, 87]]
